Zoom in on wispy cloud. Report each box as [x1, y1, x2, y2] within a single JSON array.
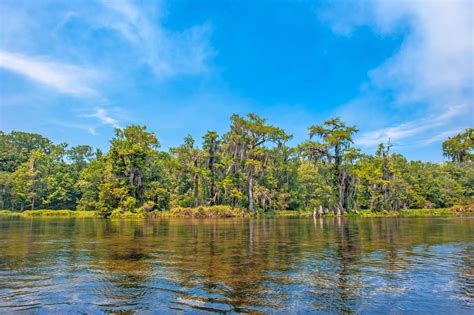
[[0, 1, 214, 141], [420, 128, 465, 146], [52, 120, 97, 135], [0, 0, 213, 100], [84, 108, 121, 129], [99, 0, 213, 78], [0, 50, 102, 96], [356, 104, 468, 147], [321, 0, 473, 149], [366, 0, 473, 109]]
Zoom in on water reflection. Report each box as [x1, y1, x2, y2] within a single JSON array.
[[0, 216, 473, 313]]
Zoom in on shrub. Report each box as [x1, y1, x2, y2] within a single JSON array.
[[167, 205, 247, 218], [139, 201, 155, 213]]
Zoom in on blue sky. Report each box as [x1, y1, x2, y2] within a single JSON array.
[[0, 0, 472, 161]]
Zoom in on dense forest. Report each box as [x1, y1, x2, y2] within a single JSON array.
[[0, 114, 472, 217]]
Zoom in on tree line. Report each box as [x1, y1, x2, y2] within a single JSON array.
[[0, 114, 472, 216]]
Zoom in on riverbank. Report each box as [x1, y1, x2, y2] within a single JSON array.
[[0, 205, 471, 218], [274, 207, 471, 218], [0, 206, 247, 218], [0, 209, 98, 217]]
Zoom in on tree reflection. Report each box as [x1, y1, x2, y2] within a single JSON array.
[[0, 216, 472, 312]]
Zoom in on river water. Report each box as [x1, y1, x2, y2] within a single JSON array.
[[0, 216, 472, 313]]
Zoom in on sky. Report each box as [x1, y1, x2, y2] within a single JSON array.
[[0, 0, 472, 162]]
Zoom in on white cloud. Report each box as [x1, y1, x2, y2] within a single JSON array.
[[52, 120, 98, 135], [99, 0, 213, 78], [329, 0, 473, 108], [367, 0, 473, 108], [420, 128, 465, 146], [356, 104, 468, 147], [85, 108, 121, 128], [0, 0, 213, 99], [0, 50, 102, 96], [322, 0, 473, 149]]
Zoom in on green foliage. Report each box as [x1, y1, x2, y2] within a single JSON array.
[[299, 117, 359, 214], [0, 209, 98, 217], [442, 128, 473, 163], [0, 116, 472, 216], [0, 131, 53, 172], [76, 158, 105, 210], [222, 113, 291, 211], [166, 205, 247, 218], [399, 208, 457, 216]]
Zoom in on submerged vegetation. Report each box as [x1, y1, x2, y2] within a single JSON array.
[[0, 115, 472, 217]]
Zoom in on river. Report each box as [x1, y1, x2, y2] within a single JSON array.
[[0, 216, 472, 313]]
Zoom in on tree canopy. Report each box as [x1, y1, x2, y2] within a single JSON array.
[[442, 128, 473, 163], [0, 115, 472, 216]]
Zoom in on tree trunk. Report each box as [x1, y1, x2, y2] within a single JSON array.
[[337, 171, 346, 214], [193, 174, 199, 207], [0, 187, 4, 209], [209, 151, 215, 205], [248, 170, 254, 212], [209, 177, 215, 206]]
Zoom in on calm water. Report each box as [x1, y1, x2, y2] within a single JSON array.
[[0, 216, 473, 314]]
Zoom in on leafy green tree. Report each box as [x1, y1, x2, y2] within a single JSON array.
[[11, 150, 49, 210], [297, 160, 334, 211], [42, 145, 77, 209], [170, 135, 206, 207], [442, 128, 473, 163], [143, 151, 172, 211], [68, 145, 96, 172], [0, 131, 53, 172], [300, 117, 359, 214], [77, 157, 105, 210], [223, 113, 290, 211], [97, 125, 160, 216], [1, 113, 472, 214], [0, 171, 12, 210], [202, 131, 220, 205]]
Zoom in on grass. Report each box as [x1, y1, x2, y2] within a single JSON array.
[[0, 210, 20, 216], [110, 211, 146, 219], [151, 205, 248, 218], [345, 210, 399, 218], [0, 205, 470, 219], [269, 210, 313, 217], [275, 207, 469, 218], [0, 205, 247, 219], [348, 207, 469, 217], [399, 208, 458, 216], [0, 209, 98, 217]]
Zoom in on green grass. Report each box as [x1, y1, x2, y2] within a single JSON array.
[[151, 205, 248, 218], [0, 210, 21, 216], [271, 210, 313, 217], [0, 209, 98, 217], [0, 206, 468, 219], [109, 211, 146, 218], [351, 208, 461, 217], [274, 207, 466, 218], [399, 208, 456, 216], [0, 207, 247, 219], [346, 210, 400, 217]]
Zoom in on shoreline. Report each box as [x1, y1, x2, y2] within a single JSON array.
[[0, 206, 471, 219]]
